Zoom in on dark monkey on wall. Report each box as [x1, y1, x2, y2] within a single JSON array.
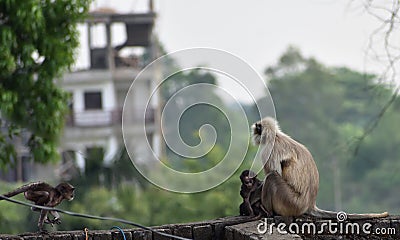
[[1, 181, 75, 232]]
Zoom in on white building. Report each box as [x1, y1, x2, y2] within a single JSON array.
[[59, 7, 160, 176]]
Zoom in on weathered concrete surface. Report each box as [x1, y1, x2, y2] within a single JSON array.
[[0, 216, 257, 240], [0, 216, 399, 240]]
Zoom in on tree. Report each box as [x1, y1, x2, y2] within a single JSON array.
[[160, 69, 231, 172], [357, 0, 400, 83], [0, 0, 91, 167], [349, 0, 400, 151]]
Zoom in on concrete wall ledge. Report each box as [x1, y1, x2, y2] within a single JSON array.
[[1, 216, 399, 240]]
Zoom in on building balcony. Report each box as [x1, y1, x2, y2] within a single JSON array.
[[65, 108, 155, 127], [66, 109, 121, 127], [61, 67, 154, 86]]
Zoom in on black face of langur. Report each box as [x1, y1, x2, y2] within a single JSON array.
[[240, 170, 253, 186], [251, 122, 263, 145], [253, 122, 262, 136]]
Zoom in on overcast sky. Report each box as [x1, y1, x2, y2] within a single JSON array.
[[83, 0, 382, 102]]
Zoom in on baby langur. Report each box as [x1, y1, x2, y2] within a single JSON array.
[[239, 170, 264, 216], [0, 181, 75, 232], [252, 117, 388, 219]]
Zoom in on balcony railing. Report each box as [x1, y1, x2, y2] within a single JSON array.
[[66, 109, 121, 127], [65, 108, 155, 127]]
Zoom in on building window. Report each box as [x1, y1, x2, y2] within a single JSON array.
[[84, 91, 102, 110]]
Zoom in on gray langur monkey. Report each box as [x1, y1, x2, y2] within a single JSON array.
[[251, 117, 388, 219]]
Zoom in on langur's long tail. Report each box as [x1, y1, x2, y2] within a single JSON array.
[[308, 206, 388, 220], [1, 185, 29, 199], [0, 182, 44, 200]]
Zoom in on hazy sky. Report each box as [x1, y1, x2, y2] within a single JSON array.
[[85, 0, 382, 102]]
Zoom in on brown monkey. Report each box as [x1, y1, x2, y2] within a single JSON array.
[[1, 181, 75, 232], [239, 170, 264, 216], [252, 117, 388, 219]]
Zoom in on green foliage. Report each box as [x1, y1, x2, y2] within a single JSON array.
[[0, 0, 91, 167], [160, 69, 231, 172], [0, 182, 31, 233]]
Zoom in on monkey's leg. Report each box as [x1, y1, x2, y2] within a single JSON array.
[[242, 198, 254, 216], [38, 209, 49, 232], [48, 211, 61, 225], [261, 172, 275, 217], [240, 185, 254, 216], [25, 191, 49, 211], [261, 171, 304, 217]]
